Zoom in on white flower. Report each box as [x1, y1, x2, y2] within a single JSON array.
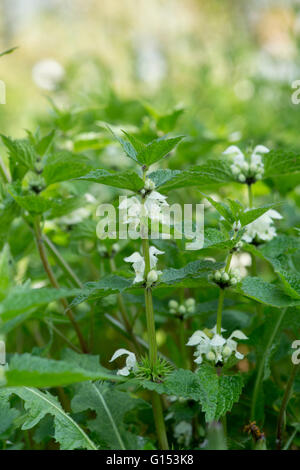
[[124, 246, 164, 284], [149, 246, 164, 267], [124, 252, 145, 283], [187, 325, 248, 365], [174, 421, 193, 447], [242, 210, 282, 243], [32, 59, 65, 91], [231, 253, 252, 277], [57, 208, 90, 225], [224, 145, 269, 183], [119, 191, 169, 231], [110, 348, 138, 376]]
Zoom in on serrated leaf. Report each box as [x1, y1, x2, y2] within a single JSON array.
[[115, 130, 183, 166], [1, 135, 36, 170], [140, 366, 243, 422], [160, 260, 223, 285], [5, 352, 122, 387], [77, 169, 144, 192], [71, 381, 144, 450], [70, 275, 132, 307], [0, 286, 80, 321], [43, 151, 92, 185], [263, 150, 300, 178], [0, 387, 97, 450], [238, 277, 300, 308]]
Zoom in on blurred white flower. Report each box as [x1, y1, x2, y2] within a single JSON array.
[[58, 208, 90, 225], [242, 210, 282, 243], [231, 253, 252, 277], [224, 145, 269, 183], [32, 59, 65, 91], [110, 349, 137, 376], [135, 36, 166, 89], [187, 325, 248, 365], [174, 421, 193, 447]]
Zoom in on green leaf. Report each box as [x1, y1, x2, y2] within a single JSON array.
[[160, 260, 223, 285], [43, 151, 92, 185], [263, 150, 300, 178], [239, 204, 281, 227], [238, 277, 300, 308], [140, 366, 243, 422], [0, 387, 97, 450], [77, 169, 144, 192], [202, 194, 235, 224], [0, 395, 19, 434], [5, 352, 122, 387], [153, 160, 234, 192], [7, 184, 50, 214], [115, 130, 183, 166], [71, 381, 145, 450], [70, 275, 132, 307], [1, 135, 36, 170], [0, 47, 18, 57], [0, 286, 80, 321]]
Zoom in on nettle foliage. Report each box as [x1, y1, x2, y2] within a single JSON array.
[[0, 101, 299, 451]]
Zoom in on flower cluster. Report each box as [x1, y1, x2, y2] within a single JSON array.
[[208, 268, 241, 288], [168, 298, 196, 316], [224, 145, 269, 184], [124, 246, 164, 285], [110, 348, 138, 376], [119, 179, 169, 233], [187, 325, 248, 365], [242, 210, 282, 243]]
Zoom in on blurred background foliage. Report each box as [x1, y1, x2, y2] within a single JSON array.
[[0, 1, 299, 449]]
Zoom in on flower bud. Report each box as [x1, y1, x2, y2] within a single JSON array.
[[147, 270, 159, 285], [144, 178, 156, 191], [222, 346, 232, 357], [185, 298, 195, 308], [112, 243, 120, 253], [206, 351, 216, 362], [238, 174, 246, 183], [214, 270, 221, 281], [221, 272, 230, 282], [178, 305, 186, 314], [168, 299, 179, 310]]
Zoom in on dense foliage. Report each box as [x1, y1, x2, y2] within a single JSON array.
[[0, 32, 300, 450]]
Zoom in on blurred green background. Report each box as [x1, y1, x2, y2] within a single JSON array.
[[1, 0, 300, 150]]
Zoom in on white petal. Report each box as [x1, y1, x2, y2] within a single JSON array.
[[187, 330, 209, 346], [235, 351, 244, 360], [210, 334, 226, 347], [266, 209, 282, 220], [117, 367, 130, 376], [110, 348, 133, 363], [124, 252, 144, 263], [228, 330, 248, 341], [252, 145, 269, 155]]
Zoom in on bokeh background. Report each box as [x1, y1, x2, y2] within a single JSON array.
[[1, 0, 300, 148], [1, 0, 300, 364]]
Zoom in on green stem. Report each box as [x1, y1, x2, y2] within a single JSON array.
[[33, 217, 88, 353], [247, 184, 253, 209], [142, 236, 169, 450], [109, 257, 141, 357], [251, 308, 287, 421], [216, 289, 225, 335], [43, 235, 83, 288], [276, 362, 300, 449], [178, 318, 189, 369]]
